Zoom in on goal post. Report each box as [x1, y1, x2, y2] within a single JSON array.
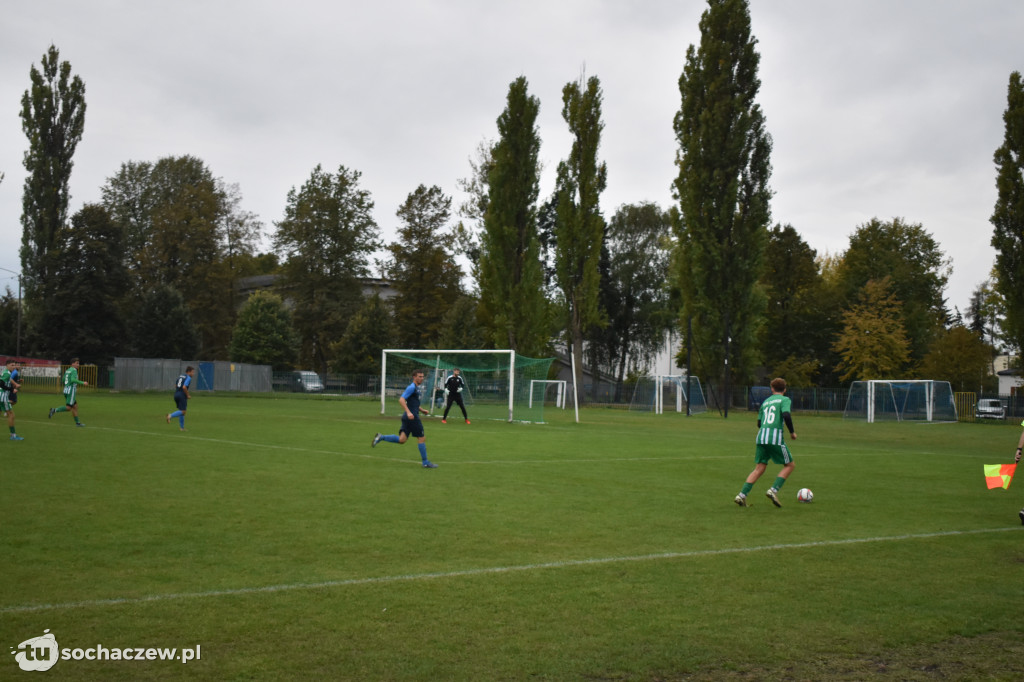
[[380, 349, 555, 423], [843, 379, 957, 423], [628, 375, 707, 415], [529, 379, 567, 409]]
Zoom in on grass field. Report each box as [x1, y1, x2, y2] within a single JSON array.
[[2, 391, 1023, 680]]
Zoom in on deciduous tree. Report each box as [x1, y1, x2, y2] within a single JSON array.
[[100, 156, 263, 357], [34, 204, 127, 363], [330, 293, 395, 375], [130, 285, 199, 359], [832, 278, 910, 382], [229, 290, 298, 370], [918, 325, 993, 392], [274, 164, 380, 371], [837, 217, 950, 363], [759, 224, 837, 384], [598, 202, 674, 401], [385, 185, 463, 347]]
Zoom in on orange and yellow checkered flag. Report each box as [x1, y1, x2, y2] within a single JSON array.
[[984, 463, 1017, 490]]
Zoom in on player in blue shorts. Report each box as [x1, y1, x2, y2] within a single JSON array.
[[371, 369, 437, 468], [735, 377, 796, 508], [1, 358, 23, 440], [166, 366, 194, 431]]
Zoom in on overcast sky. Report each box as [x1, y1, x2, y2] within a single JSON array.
[[2, 1, 1021, 316]]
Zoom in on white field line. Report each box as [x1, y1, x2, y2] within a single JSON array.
[[31, 421, 926, 465], [2, 527, 1017, 615]]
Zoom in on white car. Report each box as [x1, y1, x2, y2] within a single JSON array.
[[975, 398, 1005, 420]]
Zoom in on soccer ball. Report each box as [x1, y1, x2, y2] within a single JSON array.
[[797, 488, 814, 503]]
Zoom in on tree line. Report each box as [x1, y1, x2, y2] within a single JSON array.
[[11, 0, 1024, 402]]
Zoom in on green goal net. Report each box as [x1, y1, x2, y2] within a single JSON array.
[[381, 350, 555, 423]]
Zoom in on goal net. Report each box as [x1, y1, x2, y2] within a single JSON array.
[[628, 375, 707, 414], [842, 380, 957, 423], [381, 350, 555, 423]]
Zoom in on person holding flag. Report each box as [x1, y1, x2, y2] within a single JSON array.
[[1015, 420, 1023, 525]]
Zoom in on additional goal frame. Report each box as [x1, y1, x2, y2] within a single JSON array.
[[628, 374, 707, 415], [529, 379, 567, 409], [842, 379, 958, 423]]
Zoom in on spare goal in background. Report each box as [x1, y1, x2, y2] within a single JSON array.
[[628, 375, 707, 414], [842, 380, 957, 422]]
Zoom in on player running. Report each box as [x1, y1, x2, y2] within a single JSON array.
[[1, 358, 24, 440], [49, 358, 88, 427], [371, 369, 438, 468], [166, 366, 194, 431]]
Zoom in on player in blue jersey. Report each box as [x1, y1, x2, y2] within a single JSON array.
[[371, 369, 437, 468], [8, 360, 20, 407], [166, 366, 194, 431], [735, 377, 796, 508], [1, 358, 23, 440]]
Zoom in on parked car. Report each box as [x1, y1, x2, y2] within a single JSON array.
[[975, 398, 1005, 420], [290, 370, 324, 393]]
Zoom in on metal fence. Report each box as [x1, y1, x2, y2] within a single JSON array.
[[113, 358, 272, 392]]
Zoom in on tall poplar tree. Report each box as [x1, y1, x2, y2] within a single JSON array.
[[991, 71, 1024, 354], [20, 45, 86, 347], [673, 0, 772, 415], [555, 74, 608, 398], [478, 77, 550, 356]]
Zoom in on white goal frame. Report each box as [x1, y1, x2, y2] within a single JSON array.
[[844, 379, 957, 423], [629, 374, 706, 414], [529, 379, 567, 409], [381, 349, 517, 422]]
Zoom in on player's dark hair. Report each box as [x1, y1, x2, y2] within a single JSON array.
[[70, 357, 79, 364], [770, 377, 787, 392], [185, 366, 194, 372]]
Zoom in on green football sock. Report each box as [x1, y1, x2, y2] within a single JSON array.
[[56, 406, 68, 413], [741, 482, 753, 496], [74, 417, 81, 424], [773, 477, 787, 491], [8, 426, 14, 434]]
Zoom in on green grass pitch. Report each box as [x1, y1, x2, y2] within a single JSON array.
[[2, 392, 1023, 680]]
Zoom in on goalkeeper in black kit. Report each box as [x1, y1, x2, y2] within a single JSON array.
[[441, 368, 470, 424]]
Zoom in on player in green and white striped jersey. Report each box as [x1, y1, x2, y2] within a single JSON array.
[[734, 377, 796, 508], [48, 358, 88, 427]]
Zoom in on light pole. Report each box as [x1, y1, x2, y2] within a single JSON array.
[[0, 267, 22, 357]]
